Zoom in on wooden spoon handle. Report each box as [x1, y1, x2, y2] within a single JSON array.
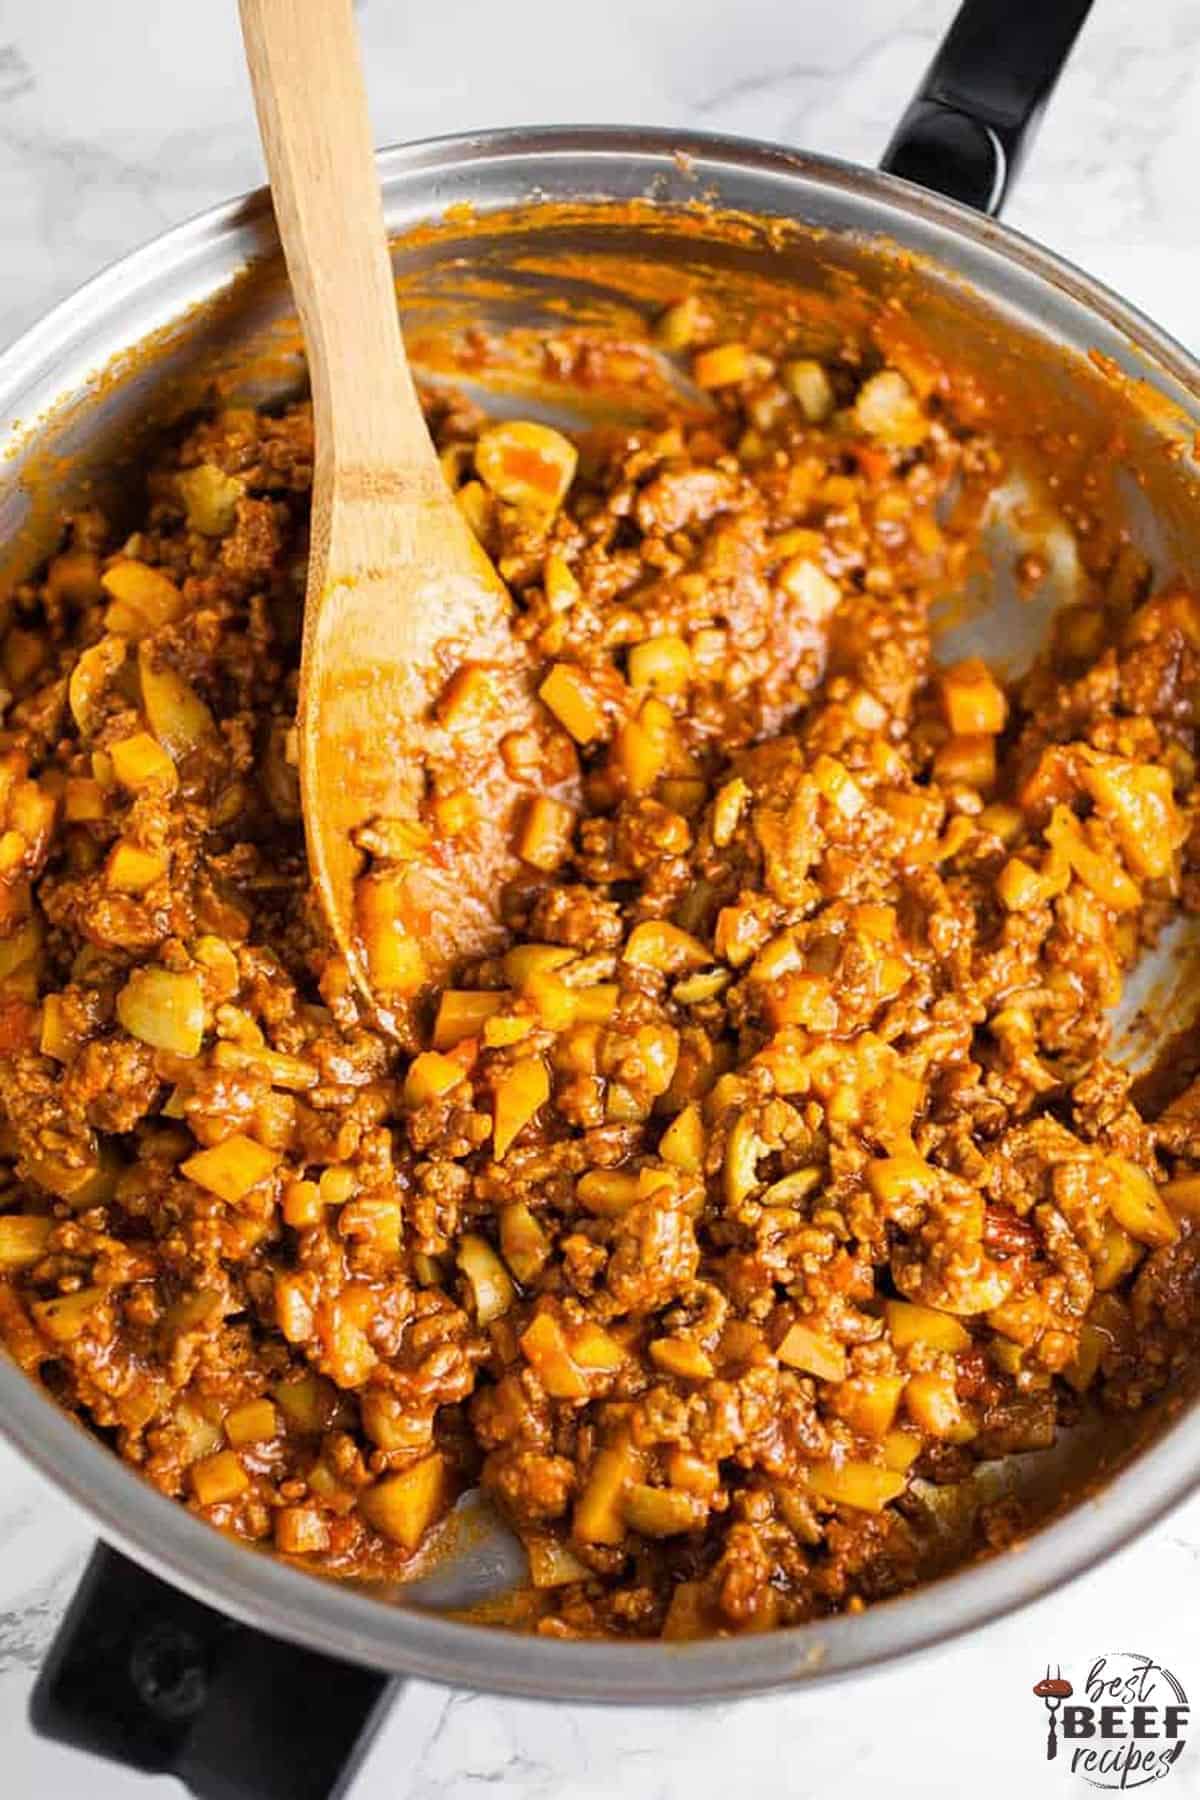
[[238, 0, 427, 472]]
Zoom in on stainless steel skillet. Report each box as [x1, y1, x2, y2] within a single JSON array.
[[2, 2, 1199, 1793]]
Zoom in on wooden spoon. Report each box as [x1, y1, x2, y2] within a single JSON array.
[[239, 0, 553, 1032]]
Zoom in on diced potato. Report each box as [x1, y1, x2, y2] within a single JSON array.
[[554, 1021, 601, 1077], [31, 1286, 105, 1344], [570, 1322, 625, 1372], [615, 698, 680, 796], [628, 635, 693, 695], [64, 777, 106, 821], [38, 993, 75, 1061], [830, 1374, 905, 1438], [431, 790, 476, 837], [692, 342, 766, 389], [776, 1323, 846, 1383], [543, 552, 581, 611], [355, 872, 427, 997], [191, 1449, 249, 1506], [866, 1155, 939, 1212], [178, 464, 245, 536], [853, 369, 928, 449], [812, 755, 866, 819], [319, 1166, 357, 1206], [101, 559, 185, 634], [655, 294, 704, 351], [622, 1483, 706, 1537], [573, 1436, 643, 1544], [996, 855, 1048, 912], [0, 1213, 53, 1269], [666, 1449, 720, 1500], [503, 944, 575, 990], [516, 795, 576, 872], [182, 1134, 279, 1202], [491, 1055, 549, 1160], [1092, 1220, 1143, 1291], [1104, 1155, 1178, 1248], [570, 984, 619, 1026], [939, 657, 1007, 735], [659, 1102, 705, 1173], [576, 1169, 641, 1215], [173, 1401, 224, 1463], [484, 1013, 534, 1050], [437, 664, 497, 729], [338, 1196, 401, 1257], [106, 841, 168, 893], [282, 1179, 324, 1228], [904, 1372, 964, 1438], [779, 556, 841, 621], [783, 359, 835, 422], [138, 645, 215, 757], [275, 1506, 331, 1555], [475, 421, 577, 517], [978, 802, 1024, 845], [1046, 805, 1141, 912], [806, 1460, 907, 1512], [355, 817, 431, 866], [881, 1428, 922, 1472], [359, 1391, 432, 1453], [224, 1398, 279, 1447], [272, 1372, 337, 1435], [499, 1201, 550, 1283], [457, 1232, 515, 1324], [116, 967, 205, 1057], [520, 1312, 587, 1399], [934, 733, 996, 791], [526, 1535, 590, 1588], [403, 1050, 467, 1108], [623, 919, 710, 973], [525, 973, 577, 1032], [432, 989, 505, 1049], [358, 1452, 449, 1550], [649, 1337, 715, 1381], [1079, 752, 1180, 880], [885, 1298, 971, 1353], [538, 662, 606, 742]]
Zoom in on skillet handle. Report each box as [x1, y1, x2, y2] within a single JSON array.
[[30, 1543, 396, 1799], [880, 0, 1094, 216]]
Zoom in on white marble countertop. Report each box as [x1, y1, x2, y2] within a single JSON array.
[[2, 0, 1200, 1795]]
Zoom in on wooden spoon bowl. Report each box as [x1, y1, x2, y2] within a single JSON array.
[[239, 0, 567, 1033]]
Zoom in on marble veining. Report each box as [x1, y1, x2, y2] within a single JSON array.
[[2, 0, 1200, 1793]]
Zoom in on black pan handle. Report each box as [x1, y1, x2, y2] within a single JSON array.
[[30, 1544, 396, 1800], [880, 0, 1094, 216]]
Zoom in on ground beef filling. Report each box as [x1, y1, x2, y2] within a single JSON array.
[[1, 325, 1200, 1640]]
